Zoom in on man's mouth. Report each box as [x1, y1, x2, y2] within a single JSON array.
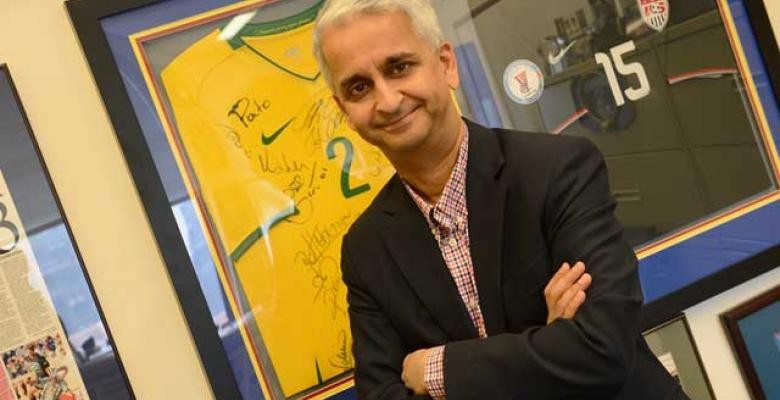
[[380, 106, 420, 132]]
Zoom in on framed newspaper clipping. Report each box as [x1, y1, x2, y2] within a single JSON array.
[[67, 0, 780, 398], [642, 315, 714, 400], [0, 64, 133, 399]]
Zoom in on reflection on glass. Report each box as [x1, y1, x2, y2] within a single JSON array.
[[29, 225, 109, 360], [171, 199, 264, 397], [439, 0, 776, 247]]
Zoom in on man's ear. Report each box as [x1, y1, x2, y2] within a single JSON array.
[[439, 42, 460, 90], [333, 95, 356, 131]]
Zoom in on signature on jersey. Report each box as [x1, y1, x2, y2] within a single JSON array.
[[227, 96, 271, 128]]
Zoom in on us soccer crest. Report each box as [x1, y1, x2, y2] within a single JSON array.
[[638, 0, 669, 32]]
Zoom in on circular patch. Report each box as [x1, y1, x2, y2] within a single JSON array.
[[503, 60, 544, 105]]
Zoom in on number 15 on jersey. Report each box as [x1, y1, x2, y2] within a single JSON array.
[[595, 40, 651, 107]]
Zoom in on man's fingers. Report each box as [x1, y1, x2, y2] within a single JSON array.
[[401, 355, 409, 385], [560, 262, 585, 290], [562, 291, 586, 319], [544, 262, 570, 295], [547, 261, 585, 300], [551, 262, 571, 282], [554, 272, 591, 313], [545, 262, 589, 324], [575, 271, 592, 292]]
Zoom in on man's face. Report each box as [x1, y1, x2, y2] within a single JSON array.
[[320, 11, 459, 155]]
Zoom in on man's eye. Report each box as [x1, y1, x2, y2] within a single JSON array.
[[391, 62, 411, 75], [349, 82, 369, 96]]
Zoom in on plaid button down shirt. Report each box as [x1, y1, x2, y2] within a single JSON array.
[[402, 126, 487, 399]]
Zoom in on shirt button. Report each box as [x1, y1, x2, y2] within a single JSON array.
[[469, 299, 479, 309], [456, 216, 464, 224], [448, 238, 457, 247]]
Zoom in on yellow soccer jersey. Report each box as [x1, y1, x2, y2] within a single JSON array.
[[160, 3, 394, 396]]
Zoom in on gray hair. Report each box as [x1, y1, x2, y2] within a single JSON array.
[[312, 0, 445, 92]]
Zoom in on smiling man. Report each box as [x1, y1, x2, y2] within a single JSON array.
[[312, 1, 686, 399]]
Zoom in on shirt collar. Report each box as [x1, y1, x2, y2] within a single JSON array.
[[403, 123, 469, 231]]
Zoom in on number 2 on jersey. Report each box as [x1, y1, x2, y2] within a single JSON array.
[[326, 137, 371, 199]]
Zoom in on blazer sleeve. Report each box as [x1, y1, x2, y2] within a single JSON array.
[[341, 238, 433, 400], [442, 137, 643, 400]]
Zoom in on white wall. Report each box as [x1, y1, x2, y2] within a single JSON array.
[[686, 268, 780, 400], [0, 1, 212, 398]]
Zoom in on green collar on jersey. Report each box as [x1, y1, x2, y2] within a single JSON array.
[[225, 0, 322, 49]]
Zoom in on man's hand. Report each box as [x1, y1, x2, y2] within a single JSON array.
[[400, 262, 590, 394], [402, 348, 430, 395], [544, 261, 592, 324]]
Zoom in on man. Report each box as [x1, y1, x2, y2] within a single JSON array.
[[25, 346, 49, 385], [313, 1, 686, 399], [40, 366, 71, 400]]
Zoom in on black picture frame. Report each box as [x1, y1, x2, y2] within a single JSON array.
[[640, 244, 780, 329], [64, 1, 245, 398], [634, 0, 780, 329], [743, 0, 780, 102], [0, 64, 135, 399]]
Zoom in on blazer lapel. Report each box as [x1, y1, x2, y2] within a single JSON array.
[[381, 178, 478, 341], [466, 120, 508, 335]]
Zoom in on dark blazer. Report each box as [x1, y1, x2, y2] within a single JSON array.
[[340, 120, 686, 400]]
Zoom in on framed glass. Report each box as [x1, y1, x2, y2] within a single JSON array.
[[642, 315, 714, 400], [434, 0, 780, 328], [721, 285, 780, 400], [0, 65, 133, 399], [70, 1, 379, 398], [66, 0, 780, 398]]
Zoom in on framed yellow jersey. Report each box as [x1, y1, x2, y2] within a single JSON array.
[[156, 4, 393, 396]]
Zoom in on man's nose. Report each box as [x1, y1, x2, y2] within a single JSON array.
[[374, 79, 403, 114]]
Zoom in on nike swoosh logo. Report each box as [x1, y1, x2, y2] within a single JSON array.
[[261, 118, 295, 145], [548, 40, 577, 65]]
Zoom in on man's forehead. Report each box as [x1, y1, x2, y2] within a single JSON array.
[[320, 10, 424, 51], [322, 15, 429, 75], [331, 8, 410, 30]]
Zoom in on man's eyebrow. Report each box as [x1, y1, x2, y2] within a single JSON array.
[[337, 52, 418, 94], [384, 52, 416, 66]]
